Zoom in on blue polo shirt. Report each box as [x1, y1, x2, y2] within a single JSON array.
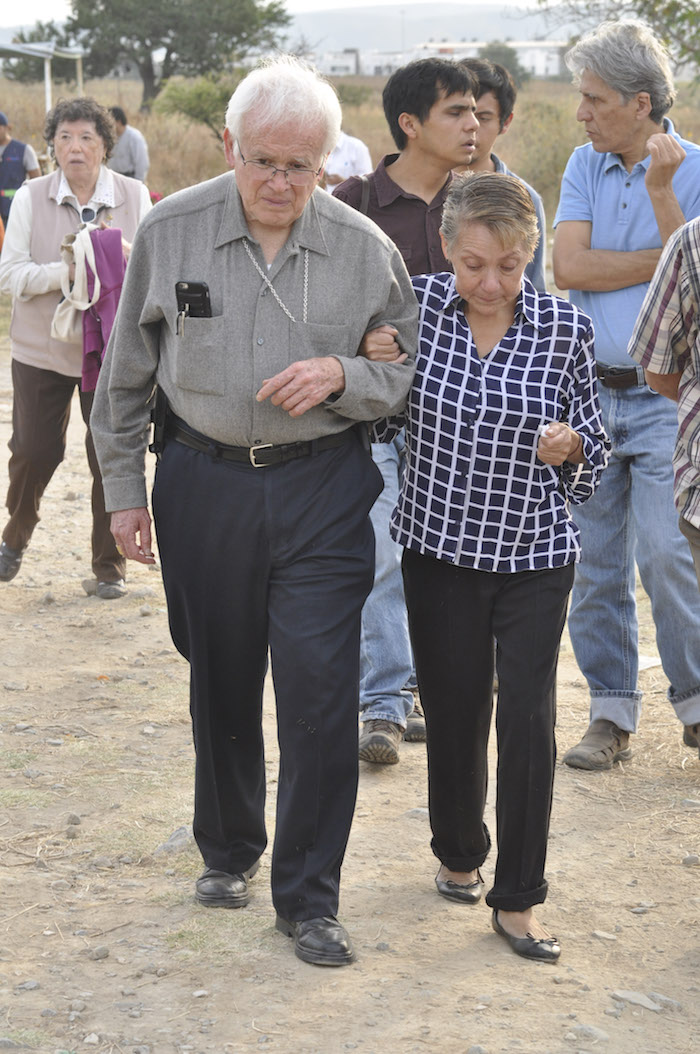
[[554, 119, 700, 367]]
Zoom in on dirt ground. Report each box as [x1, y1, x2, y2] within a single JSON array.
[[1, 329, 699, 1054]]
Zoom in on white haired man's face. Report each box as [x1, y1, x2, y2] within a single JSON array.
[[224, 116, 326, 237]]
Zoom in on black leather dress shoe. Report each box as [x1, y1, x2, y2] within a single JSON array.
[[195, 859, 260, 908], [435, 868, 483, 904], [492, 910, 561, 962], [275, 915, 356, 966]]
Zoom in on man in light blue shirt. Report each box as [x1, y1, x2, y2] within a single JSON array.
[[553, 20, 700, 769]]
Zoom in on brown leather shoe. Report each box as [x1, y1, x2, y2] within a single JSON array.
[[683, 723, 700, 757], [358, 719, 402, 764], [562, 719, 632, 770], [404, 697, 427, 742]]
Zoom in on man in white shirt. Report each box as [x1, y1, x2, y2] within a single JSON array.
[[107, 106, 149, 182], [324, 130, 372, 193]]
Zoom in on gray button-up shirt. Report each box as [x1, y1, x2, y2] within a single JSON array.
[[91, 171, 418, 512]]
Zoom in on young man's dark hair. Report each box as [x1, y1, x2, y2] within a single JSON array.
[[109, 105, 128, 127], [459, 57, 517, 130], [383, 58, 478, 149]]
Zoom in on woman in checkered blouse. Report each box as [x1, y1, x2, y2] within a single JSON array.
[[367, 173, 609, 960]]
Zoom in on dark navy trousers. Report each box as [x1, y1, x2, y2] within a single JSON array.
[[152, 432, 381, 921]]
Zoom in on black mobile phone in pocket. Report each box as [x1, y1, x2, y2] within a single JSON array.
[[175, 280, 212, 318]]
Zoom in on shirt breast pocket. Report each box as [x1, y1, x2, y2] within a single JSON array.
[[175, 315, 226, 395], [291, 320, 354, 361]]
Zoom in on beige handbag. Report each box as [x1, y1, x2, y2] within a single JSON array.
[[51, 224, 102, 343]]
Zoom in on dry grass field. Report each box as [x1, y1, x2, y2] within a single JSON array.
[[2, 73, 700, 221]]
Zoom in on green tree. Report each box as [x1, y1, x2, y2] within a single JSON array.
[[156, 73, 244, 141], [3, 21, 78, 84], [335, 83, 372, 108], [61, 0, 289, 108], [537, 1, 700, 69], [479, 42, 530, 88]]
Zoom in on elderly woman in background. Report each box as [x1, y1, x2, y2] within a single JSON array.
[[370, 172, 609, 960], [0, 97, 151, 597]]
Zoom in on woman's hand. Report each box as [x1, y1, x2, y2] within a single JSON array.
[[97, 220, 132, 260], [359, 324, 407, 363], [537, 422, 584, 466]]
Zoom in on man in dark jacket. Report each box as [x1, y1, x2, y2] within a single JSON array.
[[0, 111, 40, 228]]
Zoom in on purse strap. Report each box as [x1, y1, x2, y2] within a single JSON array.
[[59, 224, 102, 310]]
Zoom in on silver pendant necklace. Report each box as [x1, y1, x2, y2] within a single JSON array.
[[243, 238, 309, 323]]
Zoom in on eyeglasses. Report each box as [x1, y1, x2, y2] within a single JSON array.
[[236, 141, 324, 187]]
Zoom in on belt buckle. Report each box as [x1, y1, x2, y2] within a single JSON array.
[[249, 442, 273, 467]]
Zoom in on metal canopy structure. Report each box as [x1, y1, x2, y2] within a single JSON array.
[[0, 41, 85, 111]]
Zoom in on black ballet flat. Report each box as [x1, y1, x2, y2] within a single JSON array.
[[492, 909, 561, 962], [435, 868, 483, 904]]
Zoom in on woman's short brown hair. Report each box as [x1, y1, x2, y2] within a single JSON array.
[[440, 172, 540, 260], [44, 97, 116, 159]]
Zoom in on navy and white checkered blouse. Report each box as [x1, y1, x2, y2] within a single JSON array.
[[375, 273, 610, 573]]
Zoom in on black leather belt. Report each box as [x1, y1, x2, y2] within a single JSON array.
[[596, 363, 646, 390], [165, 416, 355, 467]]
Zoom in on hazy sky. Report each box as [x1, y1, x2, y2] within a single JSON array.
[[1, 0, 534, 30]]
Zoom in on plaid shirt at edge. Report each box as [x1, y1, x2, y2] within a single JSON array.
[[629, 218, 700, 528], [375, 273, 610, 573]]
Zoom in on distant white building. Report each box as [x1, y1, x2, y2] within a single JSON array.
[[315, 39, 568, 79], [504, 41, 567, 78], [320, 48, 361, 76], [409, 39, 568, 78]]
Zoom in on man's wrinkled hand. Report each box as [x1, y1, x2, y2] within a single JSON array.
[[359, 324, 406, 362], [111, 507, 156, 565], [256, 357, 346, 417]]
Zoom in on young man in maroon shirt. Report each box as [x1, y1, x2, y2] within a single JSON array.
[[336, 59, 479, 764]]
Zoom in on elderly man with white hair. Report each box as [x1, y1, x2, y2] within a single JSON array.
[[90, 56, 417, 965]]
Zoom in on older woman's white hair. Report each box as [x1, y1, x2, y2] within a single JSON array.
[[225, 55, 342, 156]]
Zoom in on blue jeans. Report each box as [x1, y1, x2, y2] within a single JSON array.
[[359, 437, 415, 727], [568, 384, 700, 733]]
